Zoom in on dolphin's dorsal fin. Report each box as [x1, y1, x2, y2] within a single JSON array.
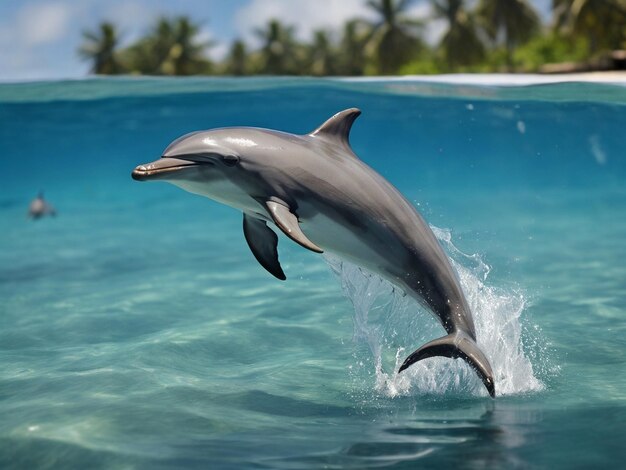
[[308, 108, 361, 152], [266, 200, 323, 254]]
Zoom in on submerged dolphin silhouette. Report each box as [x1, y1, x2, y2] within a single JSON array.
[[28, 192, 56, 219], [132, 109, 496, 397]]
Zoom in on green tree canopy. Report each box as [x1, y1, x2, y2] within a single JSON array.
[[553, 0, 626, 54], [477, 0, 540, 69], [432, 0, 485, 70], [76, 2, 621, 78], [256, 19, 302, 75], [365, 0, 425, 74], [306, 30, 339, 76], [124, 16, 212, 75], [337, 20, 370, 76], [225, 40, 248, 76], [79, 22, 124, 75]]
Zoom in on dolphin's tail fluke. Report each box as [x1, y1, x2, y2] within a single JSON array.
[[398, 332, 496, 398]]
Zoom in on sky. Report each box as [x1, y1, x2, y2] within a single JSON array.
[[0, 0, 552, 81]]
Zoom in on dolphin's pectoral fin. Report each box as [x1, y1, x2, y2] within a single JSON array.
[[243, 213, 286, 281], [398, 332, 496, 398], [266, 201, 324, 254]]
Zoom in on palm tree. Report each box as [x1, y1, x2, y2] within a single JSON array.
[[124, 18, 173, 74], [553, 0, 626, 54], [168, 17, 213, 75], [306, 30, 338, 76], [255, 19, 301, 75], [432, 0, 485, 70], [225, 40, 248, 75], [337, 20, 370, 75], [364, 0, 424, 75], [125, 16, 211, 75], [477, 0, 540, 70], [79, 22, 124, 74]]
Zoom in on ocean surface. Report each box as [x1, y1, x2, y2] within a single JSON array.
[[1, 77, 625, 468]]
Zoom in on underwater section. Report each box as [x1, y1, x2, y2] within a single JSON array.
[[1, 77, 625, 468]]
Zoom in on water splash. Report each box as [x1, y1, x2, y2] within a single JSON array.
[[326, 226, 544, 398]]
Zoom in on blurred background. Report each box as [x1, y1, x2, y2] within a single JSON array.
[[1, 0, 625, 81]]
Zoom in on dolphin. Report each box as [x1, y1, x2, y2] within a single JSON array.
[[28, 192, 56, 219], [132, 108, 496, 397]]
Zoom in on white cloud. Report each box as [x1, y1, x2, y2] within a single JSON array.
[[18, 2, 72, 46], [0, 1, 81, 80], [234, 0, 374, 45], [101, 1, 157, 45], [234, 0, 445, 47], [102, 2, 219, 57], [210, 41, 230, 62], [194, 27, 228, 61]]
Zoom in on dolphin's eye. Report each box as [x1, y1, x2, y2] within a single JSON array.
[[222, 154, 240, 167]]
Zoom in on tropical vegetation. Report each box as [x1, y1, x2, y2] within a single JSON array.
[[79, 1, 626, 76]]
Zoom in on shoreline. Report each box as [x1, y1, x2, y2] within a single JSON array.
[[342, 71, 626, 86], [1, 71, 625, 86]]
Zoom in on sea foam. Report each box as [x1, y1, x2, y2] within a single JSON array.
[[326, 226, 544, 398]]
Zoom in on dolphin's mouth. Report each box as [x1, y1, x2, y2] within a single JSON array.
[[131, 157, 207, 181]]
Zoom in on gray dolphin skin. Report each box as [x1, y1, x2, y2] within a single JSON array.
[[132, 109, 496, 397]]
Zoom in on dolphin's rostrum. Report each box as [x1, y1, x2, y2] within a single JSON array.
[[132, 109, 496, 397]]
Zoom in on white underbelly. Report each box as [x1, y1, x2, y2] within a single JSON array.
[[173, 178, 260, 214], [299, 212, 390, 274]]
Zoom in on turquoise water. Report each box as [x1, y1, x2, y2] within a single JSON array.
[[1, 77, 625, 468]]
